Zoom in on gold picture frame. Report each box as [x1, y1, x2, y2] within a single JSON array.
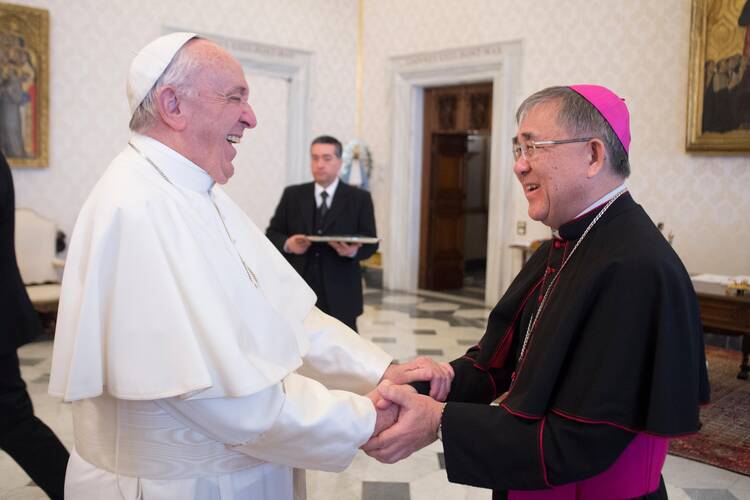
[[0, 2, 49, 167], [686, 0, 750, 152]]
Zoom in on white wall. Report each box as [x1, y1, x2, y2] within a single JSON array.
[[10, 0, 358, 239], [361, 0, 750, 278], [222, 73, 289, 230]]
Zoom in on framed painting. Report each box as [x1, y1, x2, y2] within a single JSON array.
[[687, 0, 750, 152], [0, 2, 49, 167]]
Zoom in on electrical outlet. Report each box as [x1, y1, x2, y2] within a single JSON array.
[[516, 221, 527, 235]]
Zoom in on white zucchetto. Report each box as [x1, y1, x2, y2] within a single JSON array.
[[126, 31, 197, 116]]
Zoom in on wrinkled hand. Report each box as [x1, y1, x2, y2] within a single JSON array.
[[365, 383, 400, 438], [381, 357, 454, 401], [329, 241, 361, 257], [285, 234, 311, 254], [362, 381, 444, 463]]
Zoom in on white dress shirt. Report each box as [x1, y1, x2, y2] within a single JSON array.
[[315, 177, 339, 209]]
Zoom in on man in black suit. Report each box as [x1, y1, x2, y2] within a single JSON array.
[[267, 136, 377, 332], [0, 150, 69, 499]]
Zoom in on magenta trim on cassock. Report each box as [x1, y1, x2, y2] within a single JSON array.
[[508, 433, 668, 500]]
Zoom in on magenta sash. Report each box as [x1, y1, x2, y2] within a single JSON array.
[[509, 433, 668, 500]]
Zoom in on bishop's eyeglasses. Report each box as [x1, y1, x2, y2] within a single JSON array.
[[512, 137, 593, 161]]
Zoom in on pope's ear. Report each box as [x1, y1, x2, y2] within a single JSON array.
[[155, 86, 187, 131], [585, 138, 607, 178]]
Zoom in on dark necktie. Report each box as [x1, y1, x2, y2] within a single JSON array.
[[319, 191, 329, 219]]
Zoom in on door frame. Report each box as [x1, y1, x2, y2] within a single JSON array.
[[384, 41, 522, 305]]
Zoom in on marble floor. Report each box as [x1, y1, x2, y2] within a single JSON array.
[[3, 288, 750, 499]]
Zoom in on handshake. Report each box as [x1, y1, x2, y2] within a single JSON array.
[[362, 357, 454, 464]]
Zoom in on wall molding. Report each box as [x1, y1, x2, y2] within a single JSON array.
[[384, 41, 522, 305]]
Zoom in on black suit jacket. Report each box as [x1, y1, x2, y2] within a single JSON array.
[[0, 151, 42, 355], [266, 181, 378, 320]]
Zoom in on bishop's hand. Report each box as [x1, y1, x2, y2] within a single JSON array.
[[362, 382, 444, 463], [381, 357, 454, 401]]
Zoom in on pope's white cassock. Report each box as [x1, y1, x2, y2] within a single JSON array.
[[48, 133, 392, 500]]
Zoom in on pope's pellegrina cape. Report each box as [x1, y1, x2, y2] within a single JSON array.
[[49, 133, 320, 402], [440, 193, 710, 491]]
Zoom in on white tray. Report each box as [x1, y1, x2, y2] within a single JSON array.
[[306, 235, 380, 244]]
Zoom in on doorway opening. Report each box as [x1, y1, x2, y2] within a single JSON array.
[[418, 82, 492, 301]]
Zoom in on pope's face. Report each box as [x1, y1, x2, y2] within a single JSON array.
[[181, 42, 257, 184], [513, 100, 591, 229], [310, 143, 342, 188]]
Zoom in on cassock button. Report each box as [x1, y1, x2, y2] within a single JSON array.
[[553, 240, 563, 249], [317, 229, 323, 235]]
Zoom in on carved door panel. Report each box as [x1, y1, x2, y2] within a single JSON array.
[[430, 87, 464, 132], [467, 85, 492, 131], [427, 83, 492, 132]]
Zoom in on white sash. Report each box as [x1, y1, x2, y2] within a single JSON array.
[[73, 394, 266, 480]]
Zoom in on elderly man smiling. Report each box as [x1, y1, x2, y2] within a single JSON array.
[[363, 85, 710, 500], [48, 32, 452, 500]]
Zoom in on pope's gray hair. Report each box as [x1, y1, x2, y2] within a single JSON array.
[[515, 86, 630, 178], [129, 37, 202, 133]]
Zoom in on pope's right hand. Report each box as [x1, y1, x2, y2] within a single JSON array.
[[285, 234, 311, 254], [365, 381, 400, 438]]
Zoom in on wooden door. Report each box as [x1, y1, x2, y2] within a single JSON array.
[[419, 83, 492, 290], [425, 134, 467, 289]]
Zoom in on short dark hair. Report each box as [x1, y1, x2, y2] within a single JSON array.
[[516, 86, 630, 178], [311, 135, 342, 158]]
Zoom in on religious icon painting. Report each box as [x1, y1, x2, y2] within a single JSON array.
[[687, 0, 750, 152], [0, 2, 49, 167]]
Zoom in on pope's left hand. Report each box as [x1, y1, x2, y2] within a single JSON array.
[[381, 356, 454, 401], [362, 382, 444, 463], [329, 241, 361, 257]]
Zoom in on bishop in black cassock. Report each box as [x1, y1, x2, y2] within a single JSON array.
[[441, 189, 708, 498], [363, 85, 709, 500]]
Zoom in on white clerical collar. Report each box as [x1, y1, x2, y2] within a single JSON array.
[[552, 183, 627, 239], [315, 177, 340, 205], [575, 183, 628, 219], [130, 133, 215, 193]]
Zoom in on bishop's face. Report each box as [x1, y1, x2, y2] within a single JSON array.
[[180, 43, 257, 184], [513, 100, 592, 230]]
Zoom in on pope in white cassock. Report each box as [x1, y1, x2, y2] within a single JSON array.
[[48, 32, 453, 500]]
